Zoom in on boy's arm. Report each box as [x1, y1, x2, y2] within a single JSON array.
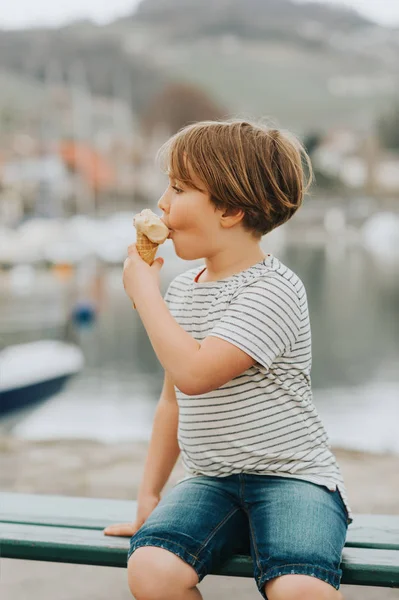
[[134, 276, 301, 397], [103, 371, 180, 536], [138, 370, 181, 499], [125, 246, 259, 395], [134, 290, 257, 396]]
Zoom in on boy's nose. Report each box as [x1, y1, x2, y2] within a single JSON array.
[[157, 194, 168, 213]]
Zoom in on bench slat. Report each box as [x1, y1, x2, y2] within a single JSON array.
[[1, 493, 399, 550], [0, 493, 131, 530], [1, 523, 398, 587]]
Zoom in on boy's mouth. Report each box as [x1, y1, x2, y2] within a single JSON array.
[[161, 220, 173, 236], [161, 218, 172, 229]]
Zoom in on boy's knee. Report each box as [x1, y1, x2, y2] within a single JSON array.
[[265, 574, 343, 600], [128, 546, 199, 600]]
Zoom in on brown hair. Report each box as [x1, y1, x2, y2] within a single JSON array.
[[158, 119, 313, 239]]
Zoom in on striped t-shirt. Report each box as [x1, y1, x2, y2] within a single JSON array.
[[164, 254, 352, 523]]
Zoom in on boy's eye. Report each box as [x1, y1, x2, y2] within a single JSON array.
[[172, 185, 183, 194]]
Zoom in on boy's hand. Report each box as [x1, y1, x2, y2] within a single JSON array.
[[123, 243, 164, 304], [103, 493, 160, 537]]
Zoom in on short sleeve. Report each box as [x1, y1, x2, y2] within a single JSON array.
[[209, 277, 302, 370]]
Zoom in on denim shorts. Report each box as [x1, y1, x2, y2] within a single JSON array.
[[128, 474, 349, 599]]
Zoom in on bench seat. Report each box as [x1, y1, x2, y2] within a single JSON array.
[[1, 493, 399, 588]]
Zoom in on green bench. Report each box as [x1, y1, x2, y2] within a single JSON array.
[[1, 492, 399, 588]]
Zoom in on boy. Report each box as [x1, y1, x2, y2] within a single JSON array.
[[105, 120, 351, 600]]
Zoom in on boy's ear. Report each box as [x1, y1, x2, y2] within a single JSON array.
[[220, 206, 245, 228]]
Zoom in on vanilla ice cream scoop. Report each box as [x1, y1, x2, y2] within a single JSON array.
[[131, 209, 170, 310], [133, 209, 169, 244]]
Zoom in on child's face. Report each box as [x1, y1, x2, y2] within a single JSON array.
[[158, 170, 223, 261]]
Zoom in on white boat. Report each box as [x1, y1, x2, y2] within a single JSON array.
[[0, 340, 84, 417]]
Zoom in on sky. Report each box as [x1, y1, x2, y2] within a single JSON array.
[[0, 0, 398, 30]]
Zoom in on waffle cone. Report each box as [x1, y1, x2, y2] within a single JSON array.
[[136, 232, 159, 264], [132, 232, 160, 310]]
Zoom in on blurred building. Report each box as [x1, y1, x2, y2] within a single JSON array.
[[312, 129, 399, 196]]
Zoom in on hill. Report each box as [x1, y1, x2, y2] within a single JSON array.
[[0, 0, 398, 133], [132, 0, 372, 38]]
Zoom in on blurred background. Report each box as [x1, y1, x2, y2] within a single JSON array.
[[1, 1, 398, 598]]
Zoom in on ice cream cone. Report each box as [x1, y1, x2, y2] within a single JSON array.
[[132, 209, 169, 310], [136, 231, 159, 265]]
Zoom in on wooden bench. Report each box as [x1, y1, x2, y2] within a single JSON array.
[[1, 492, 399, 588]]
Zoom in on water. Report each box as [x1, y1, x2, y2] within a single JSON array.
[[1, 236, 398, 453]]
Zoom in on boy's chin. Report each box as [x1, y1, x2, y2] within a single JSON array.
[[174, 244, 202, 262], [176, 250, 199, 261]]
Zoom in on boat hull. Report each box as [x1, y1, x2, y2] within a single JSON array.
[[0, 375, 72, 417]]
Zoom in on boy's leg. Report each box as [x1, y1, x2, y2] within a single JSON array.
[[265, 574, 344, 600], [127, 476, 249, 600], [128, 546, 203, 600], [242, 475, 348, 600]]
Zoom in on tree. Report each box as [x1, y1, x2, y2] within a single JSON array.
[[140, 81, 226, 135]]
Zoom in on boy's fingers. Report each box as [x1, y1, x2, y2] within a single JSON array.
[[152, 257, 164, 269], [103, 523, 137, 537]]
